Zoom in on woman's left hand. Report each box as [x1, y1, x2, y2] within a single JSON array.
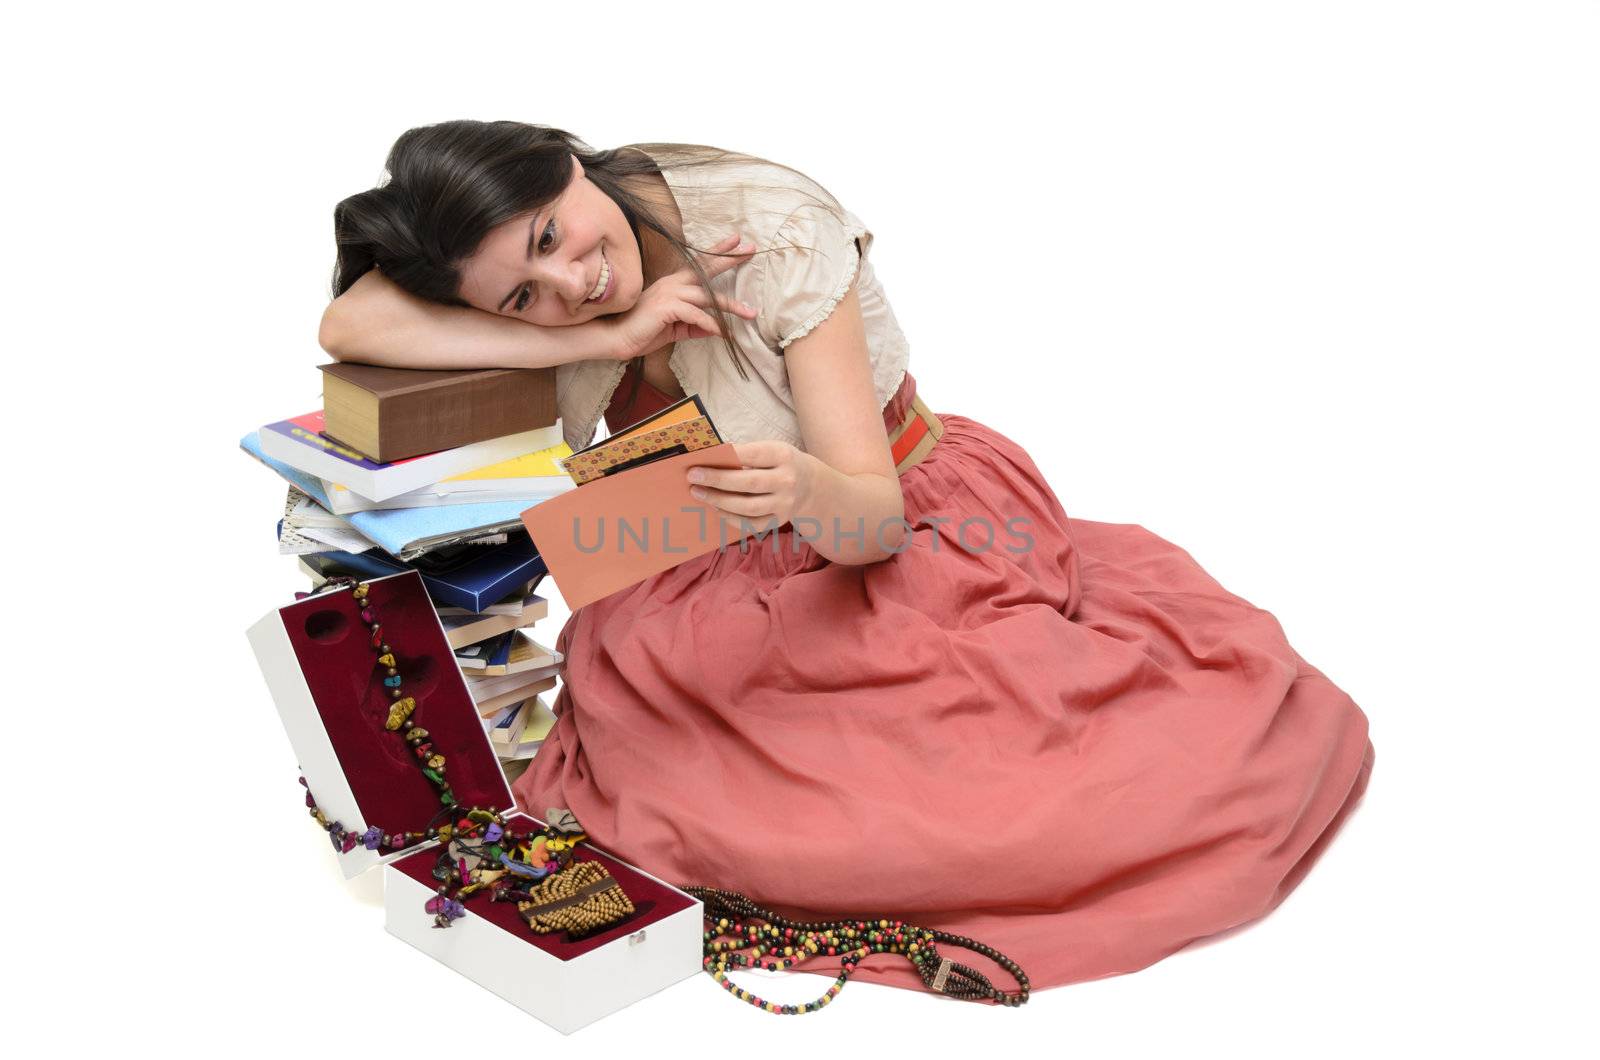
[[687, 440, 818, 534]]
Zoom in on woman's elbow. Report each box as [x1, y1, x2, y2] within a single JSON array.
[[318, 302, 355, 361], [319, 300, 386, 365], [862, 514, 909, 564]]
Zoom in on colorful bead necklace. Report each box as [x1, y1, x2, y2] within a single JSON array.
[[686, 887, 1030, 1013], [295, 576, 590, 929]]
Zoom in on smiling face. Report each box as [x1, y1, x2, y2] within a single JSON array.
[[456, 156, 645, 326]]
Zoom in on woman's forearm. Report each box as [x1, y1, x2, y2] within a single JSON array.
[[794, 458, 907, 565], [318, 268, 615, 370]]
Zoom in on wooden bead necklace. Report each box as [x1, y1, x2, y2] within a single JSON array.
[[685, 887, 1030, 1013]]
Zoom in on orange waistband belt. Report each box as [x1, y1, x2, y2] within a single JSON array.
[[888, 393, 943, 475]]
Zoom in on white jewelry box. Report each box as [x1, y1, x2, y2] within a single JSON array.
[[246, 570, 703, 1034], [384, 818, 702, 1033]]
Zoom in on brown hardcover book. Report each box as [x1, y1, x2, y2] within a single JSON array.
[[318, 363, 557, 464]]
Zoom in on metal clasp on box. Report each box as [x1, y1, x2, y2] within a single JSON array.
[[628, 929, 647, 946]]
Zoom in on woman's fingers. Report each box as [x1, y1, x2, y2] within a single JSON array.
[[686, 287, 757, 320], [717, 293, 758, 320], [622, 234, 757, 346], [668, 282, 756, 322], [686, 466, 774, 494], [694, 235, 757, 280], [676, 304, 721, 336], [689, 483, 779, 518], [665, 285, 758, 321], [730, 440, 790, 469]]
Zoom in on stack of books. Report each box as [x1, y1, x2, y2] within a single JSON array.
[[241, 362, 573, 784]]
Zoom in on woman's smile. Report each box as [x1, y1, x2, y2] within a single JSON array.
[[585, 249, 615, 304]]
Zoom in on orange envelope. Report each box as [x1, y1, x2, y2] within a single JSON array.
[[520, 443, 758, 610]]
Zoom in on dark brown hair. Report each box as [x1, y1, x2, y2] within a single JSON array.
[[331, 121, 834, 414]]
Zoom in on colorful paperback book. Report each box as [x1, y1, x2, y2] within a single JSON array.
[[472, 631, 558, 677], [324, 441, 577, 515], [241, 430, 538, 560], [258, 409, 563, 503]]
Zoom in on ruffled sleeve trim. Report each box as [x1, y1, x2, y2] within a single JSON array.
[[776, 236, 861, 352]]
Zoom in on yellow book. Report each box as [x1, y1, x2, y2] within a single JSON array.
[[493, 696, 559, 761], [325, 441, 574, 514], [448, 443, 573, 482]]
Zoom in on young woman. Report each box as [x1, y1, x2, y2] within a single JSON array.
[[324, 121, 1375, 993]]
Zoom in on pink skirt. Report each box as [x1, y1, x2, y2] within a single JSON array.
[[512, 371, 1375, 992]]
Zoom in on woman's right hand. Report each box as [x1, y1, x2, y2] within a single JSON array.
[[601, 233, 759, 360]]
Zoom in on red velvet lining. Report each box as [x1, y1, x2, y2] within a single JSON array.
[[278, 572, 511, 832], [392, 815, 697, 961]]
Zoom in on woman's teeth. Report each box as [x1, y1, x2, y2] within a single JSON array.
[[586, 255, 611, 302]]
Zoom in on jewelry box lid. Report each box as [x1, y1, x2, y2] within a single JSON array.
[[247, 570, 517, 878]]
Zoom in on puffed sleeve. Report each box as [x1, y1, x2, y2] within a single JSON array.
[[757, 202, 869, 353]]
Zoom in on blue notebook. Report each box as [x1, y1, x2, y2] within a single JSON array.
[[301, 542, 546, 614]]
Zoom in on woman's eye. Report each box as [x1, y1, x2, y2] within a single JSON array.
[[511, 219, 557, 311]]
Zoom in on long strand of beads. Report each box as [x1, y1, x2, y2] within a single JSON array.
[[295, 577, 588, 929], [300, 779, 581, 926], [683, 887, 1031, 1013]]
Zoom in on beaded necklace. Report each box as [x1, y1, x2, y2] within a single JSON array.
[[685, 888, 1030, 1013], [296, 576, 590, 928]]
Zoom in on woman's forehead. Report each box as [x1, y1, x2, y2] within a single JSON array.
[[461, 211, 541, 305], [484, 176, 581, 259], [460, 165, 583, 299]]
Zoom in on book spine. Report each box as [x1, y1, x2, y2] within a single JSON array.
[[378, 369, 557, 463]]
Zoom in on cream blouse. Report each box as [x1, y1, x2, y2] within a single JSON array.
[[553, 145, 911, 452]]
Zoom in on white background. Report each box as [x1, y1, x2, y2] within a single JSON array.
[[7, 1, 1596, 1054]]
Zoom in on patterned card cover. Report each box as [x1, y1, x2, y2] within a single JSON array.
[[561, 393, 723, 485], [562, 416, 721, 484]]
